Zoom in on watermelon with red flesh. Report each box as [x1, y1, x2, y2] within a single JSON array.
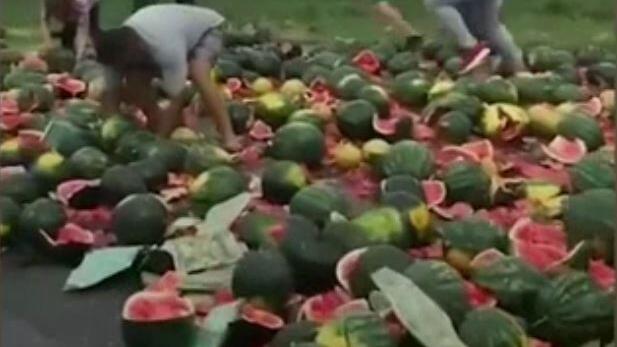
[[122, 291, 196, 347]]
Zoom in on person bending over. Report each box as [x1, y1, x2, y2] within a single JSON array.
[[94, 4, 240, 150]]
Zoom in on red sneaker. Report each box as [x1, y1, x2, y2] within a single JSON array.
[[460, 42, 491, 74]]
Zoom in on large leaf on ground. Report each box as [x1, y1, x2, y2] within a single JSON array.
[[372, 268, 467, 347], [162, 232, 247, 274], [471, 257, 548, 315], [64, 246, 142, 291], [529, 271, 614, 347], [199, 192, 251, 236]]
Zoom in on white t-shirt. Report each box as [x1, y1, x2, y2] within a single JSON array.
[[106, 4, 225, 97]]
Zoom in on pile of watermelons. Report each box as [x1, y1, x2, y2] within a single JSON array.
[[1, 25, 616, 347]]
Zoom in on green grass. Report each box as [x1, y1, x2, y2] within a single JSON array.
[[2, 0, 614, 51]]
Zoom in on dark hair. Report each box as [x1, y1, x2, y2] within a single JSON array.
[[94, 27, 156, 72]]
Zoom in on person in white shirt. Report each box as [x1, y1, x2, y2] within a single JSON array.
[[94, 4, 240, 150]]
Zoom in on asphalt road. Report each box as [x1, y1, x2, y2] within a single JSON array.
[[1, 252, 140, 347]]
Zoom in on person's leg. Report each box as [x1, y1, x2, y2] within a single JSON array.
[[188, 29, 240, 150], [124, 69, 166, 133], [478, 0, 525, 74], [423, 0, 477, 49]]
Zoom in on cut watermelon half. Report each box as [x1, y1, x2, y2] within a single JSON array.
[[509, 217, 567, 251], [0, 96, 19, 116], [511, 241, 569, 272], [122, 291, 195, 322], [56, 179, 101, 206], [1, 114, 26, 131], [422, 180, 446, 207], [298, 287, 352, 323], [352, 50, 381, 75], [240, 304, 285, 330], [53, 76, 87, 98], [589, 260, 615, 292], [464, 280, 497, 308], [372, 114, 398, 136], [335, 248, 368, 292], [436, 146, 480, 166], [53, 223, 95, 246], [17, 129, 47, 153], [66, 206, 113, 231], [249, 120, 273, 141], [512, 159, 572, 189], [461, 139, 494, 161], [541, 136, 587, 164], [413, 122, 436, 140], [227, 77, 245, 94], [470, 248, 506, 269]]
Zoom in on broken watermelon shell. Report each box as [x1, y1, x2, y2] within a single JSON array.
[[122, 291, 196, 347], [241, 304, 285, 330], [56, 179, 101, 207], [352, 50, 381, 75], [421, 180, 446, 207], [509, 218, 570, 272], [298, 287, 352, 323], [541, 135, 587, 164]]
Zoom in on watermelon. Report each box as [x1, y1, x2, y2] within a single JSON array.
[[44, 119, 97, 157], [477, 77, 519, 104], [0, 172, 41, 203], [183, 143, 233, 175], [391, 73, 430, 107], [472, 257, 548, 316], [261, 160, 308, 204], [386, 52, 418, 75], [358, 85, 390, 116], [31, 151, 71, 185], [437, 111, 473, 144], [122, 291, 196, 347], [334, 73, 368, 100], [280, 215, 345, 294], [100, 116, 137, 150], [189, 166, 247, 215], [267, 122, 325, 167], [3, 69, 47, 89], [287, 109, 326, 131], [232, 249, 294, 310], [0, 197, 21, 242], [289, 183, 348, 227], [557, 112, 605, 151], [563, 189, 615, 261], [377, 140, 434, 179], [68, 146, 110, 179], [459, 308, 529, 347], [235, 211, 282, 249], [112, 194, 168, 245], [332, 142, 363, 170], [255, 92, 296, 128], [442, 162, 492, 208], [529, 272, 613, 346], [101, 165, 148, 204], [352, 207, 409, 247], [315, 313, 396, 347], [569, 155, 615, 192], [114, 130, 157, 163], [18, 197, 67, 249], [439, 218, 508, 264], [336, 100, 377, 141]]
